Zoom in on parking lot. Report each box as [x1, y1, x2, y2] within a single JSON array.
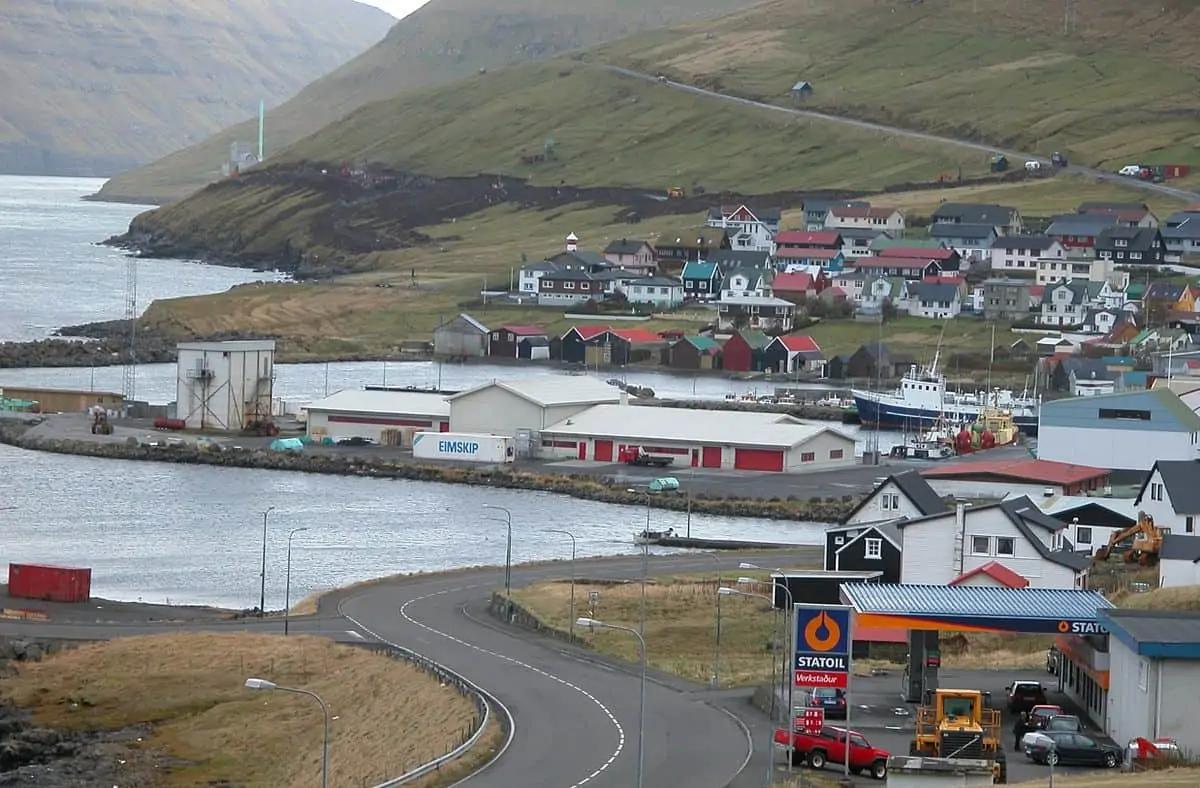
[[770, 667, 1116, 784]]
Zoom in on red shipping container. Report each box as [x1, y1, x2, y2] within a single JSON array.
[[1164, 164, 1191, 180], [8, 563, 92, 603]]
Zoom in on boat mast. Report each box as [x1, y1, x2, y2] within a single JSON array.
[[987, 323, 995, 406]]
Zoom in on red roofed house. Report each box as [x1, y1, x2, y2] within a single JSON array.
[[949, 561, 1030, 589], [583, 328, 666, 365], [921, 458, 1110, 498], [773, 230, 843, 253], [772, 246, 847, 271], [773, 272, 821, 305], [762, 334, 824, 374], [856, 256, 943, 280], [489, 325, 550, 358], [558, 325, 611, 364], [877, 244, 963, 271], [824, 205, 906, 235]]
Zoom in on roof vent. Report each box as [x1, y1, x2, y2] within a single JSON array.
[[1044, 487, 1055, 497]]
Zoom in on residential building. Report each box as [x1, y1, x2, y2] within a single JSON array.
[[896, 497, 1090, 588], [822, 522, 902, 583], [762, 334, 823, 374], [1039, 280, 1090, 327], [844, 341, 912, 379], [518, 260, 563, 294], [433, 313, 490, 357], [1036, 495, 1138, 557], [1134, 460, 1200, 536], [625, 277, 684, 307], [1161, 211, 1200, 262], [1035, 255, 1127, 287], [1048, 357, 1119, 393], [654, 229, 730, 265], [772, 272, 820, 305], [829, 270, 868, 302], [773, 247, 846, 272], [557, 325, 609, 364], [906, 282, 962, 319], [575, 328, 664, 366], [719, 264, 774, 299], [931, 202, 1023, 234], [981, 278, 1033, 321], [716, 296, 795, 332], [1082, 308, 1120, 337], [488, 325, 548, 359], [843, 470, 948, 526], [706, 204, 781, 252], [859, 276, 910, 314], [680, 260, 722, 301], [921, 458, 1110, 499], [1143, 282, 1196, 320], [1037, 388, 1200, 471], [838, 228, 890, 259], [1158, 535, 1200, 588], [1046, 213, 1119, 252], [546, 248, 610, 271], [870, 242, 963, 272], [721, 330, 771, 372], [773, 230, 842, 254], [825, 205, 905, 234], [602, 239, 656, 275], [666, 335, 721, 370], [802, 199, 868, 231], [990, 235, 1064, 272], [927, 223, 998, 262], [1078, 202, 1158, 229], [1096, 226, 1166, 266], [856, 256, 942, 280], [537, 270, 606, 305], [706, 249, 772, 271]]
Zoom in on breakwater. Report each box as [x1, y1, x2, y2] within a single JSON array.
[[0, 418, 859, 523]]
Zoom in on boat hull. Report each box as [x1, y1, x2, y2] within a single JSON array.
[[853, 395, 1039, 437]]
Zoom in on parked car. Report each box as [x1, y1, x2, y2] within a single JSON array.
[[1006, 680, 1048, 713], [806, 687, 848, 720], [1029, 705, 1065, 729], [1025, 731, 1122, 768], [1023, 714, 1082, 751], [774, 725, 890, 778], [1118, 164, 1143, 176]]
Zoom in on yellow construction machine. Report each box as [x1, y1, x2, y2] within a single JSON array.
[[1093, 512, 1168, 567], [90, 410, 113, 435], [666, 186, 686, 199], [911, 689, 1006, 783]]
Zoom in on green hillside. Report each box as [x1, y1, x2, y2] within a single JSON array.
[[587, 0, 1200, 169], [93, 0, 755, 203]]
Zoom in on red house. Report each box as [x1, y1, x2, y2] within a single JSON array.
[[773, 230, 843, 252], [721, 329, 772, 372]]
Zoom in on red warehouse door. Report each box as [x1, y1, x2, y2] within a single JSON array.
[[733, 448, 784, 472], [701, 446, 722, 468], [578, 443, 587, 460], [595, 440, 614, 462]]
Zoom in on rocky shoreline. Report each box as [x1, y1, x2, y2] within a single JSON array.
[[0, 417, 858, 523]]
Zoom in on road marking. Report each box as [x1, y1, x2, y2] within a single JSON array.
[[345, 629, 365, 640], [399, 587, 626, 787]]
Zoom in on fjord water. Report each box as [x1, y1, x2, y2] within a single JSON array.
[[0, 175, 829, 608]]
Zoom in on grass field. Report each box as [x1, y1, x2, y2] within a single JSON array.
[[805, 315, 1015, 363], [592, 0, 1200, 170], [0, 633, 484, 787]]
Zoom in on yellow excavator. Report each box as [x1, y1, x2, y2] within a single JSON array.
[[1093, 512, 1168, 567], [911, 689, 1006, 783]]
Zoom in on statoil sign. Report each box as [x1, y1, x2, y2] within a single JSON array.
[[794, 604, 852, 689], [439, 440, 480, 454], [1058, 620, 1108, 635]]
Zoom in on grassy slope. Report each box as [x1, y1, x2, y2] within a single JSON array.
[[95, 0, 757, 203], [588, 0, 1200, 169], [0, 0, 392, 176]]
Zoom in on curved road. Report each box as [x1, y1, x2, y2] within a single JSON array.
[[604, 65, 1200, 203], [0, 550, 818, 787]]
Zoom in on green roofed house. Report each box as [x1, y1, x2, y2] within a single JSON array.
[[722, 329, 771, 372], [667, 335, 722, 370], [1038, 388, 1200, 473], [682, 260, 721, 301]]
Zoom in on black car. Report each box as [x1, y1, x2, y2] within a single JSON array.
[[1026, 731, 1122, 768], [807, 687, 848, 720], [1006, 680, 1047, 713]]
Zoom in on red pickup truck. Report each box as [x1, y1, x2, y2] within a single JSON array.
[[774, 725, 890, 779]]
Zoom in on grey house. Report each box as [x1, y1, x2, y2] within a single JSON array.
[[927, 223, 999, 261], [433, 313, 490, 357], [982, 278, 1033, 321], [931, 203, 1023, 234], [1161, 211, 1200, 262]]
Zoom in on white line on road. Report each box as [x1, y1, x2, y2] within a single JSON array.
[[345, 629, 365, 640]]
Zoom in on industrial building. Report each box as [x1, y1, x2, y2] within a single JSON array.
[[920, 458, 1110, 499], [537, 404, 856, 471], [1037, 388, 1200, 471], [433, 314, 490, 357], [0, 386, 123, 414], [174, 340, 276, 431], [304, 389, 450, 442], [446, 378, 621, 445]]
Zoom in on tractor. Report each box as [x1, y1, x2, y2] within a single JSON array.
[[911, 689, 1006, 783]]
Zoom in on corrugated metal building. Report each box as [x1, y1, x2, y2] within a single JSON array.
[[0, 387, 123, 413], [446, 378, 621, 447], [304, 389, 450, 442], [433, 313, 490, 357]]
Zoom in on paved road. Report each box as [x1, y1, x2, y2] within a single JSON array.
[[604, 66, 1200, 204], [0, 550, 820, 788]]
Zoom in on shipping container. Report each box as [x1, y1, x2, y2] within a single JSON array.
[[8, 563, 92, 603], [412, 432, 515, 463], [1163, 164, 1192, 180]]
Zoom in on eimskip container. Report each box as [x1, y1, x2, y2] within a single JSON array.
[[412, 432, 515, 463]]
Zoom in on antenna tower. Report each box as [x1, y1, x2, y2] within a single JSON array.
[[123, 255, 138, 403]]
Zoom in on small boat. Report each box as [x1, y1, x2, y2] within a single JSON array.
[[634, 527, 675, 545]]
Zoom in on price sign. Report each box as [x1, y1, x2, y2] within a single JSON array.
[[794, 707, 825, 734]]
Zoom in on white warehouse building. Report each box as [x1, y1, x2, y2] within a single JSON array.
[[175, 340, 276, 430], [305, 389, 450, 442], [446, 377, 621, 438], [538, 403, 857, 472]]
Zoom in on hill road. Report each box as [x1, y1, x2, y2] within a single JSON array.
[[604, 65, 1200, 204]]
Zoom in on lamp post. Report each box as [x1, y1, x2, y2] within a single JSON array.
[[578, 618, 645, 788], [259, 506, 275, 618], [244, 678, 329, 788], [284, 527, 309, 636], [545, 528, 578, 641], [482, 504, 513, 621], [699, 553, 723, 689], [626, 486, 654, 638]]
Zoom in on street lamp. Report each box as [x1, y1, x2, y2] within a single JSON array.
[[482, 504, 513, 621], [545, 529, 578, 641], [244, 678, 330, 788], [284, 527, 309, 636], [578, 618, 645, 788], [626, 486, 653, 638], [259, 506, 275, 618], [699, 553, 723, 689]]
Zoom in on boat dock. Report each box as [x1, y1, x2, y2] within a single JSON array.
[[653, 536, 799, 550]]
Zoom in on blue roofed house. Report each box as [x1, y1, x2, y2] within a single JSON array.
[[1037, 388, 1200, 472], [681, 260, 721, 301], [927, 223, 999, 264]]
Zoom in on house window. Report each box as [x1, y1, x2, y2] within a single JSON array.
[[834, 536, 844, 545], [829, 449, 844, 460], [1150, 482, 1164, 502], [1075, 526, 1092, 545], [1188, 516, 1195, 534], [971, 536, 991, 555], [801, 452, 816, 462], [864, 538, 883, 560], [564, 281, 575, 290], [996, 537, 1016, 557], [880, 493, 900, 511]]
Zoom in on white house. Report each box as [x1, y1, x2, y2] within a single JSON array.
[[1134, 460, 1200, 536], [906, 282, 962, 320], [990, 236, 1064, 272], [859, 277, 910, 313], [896, 497, 1090, 588], [1158, 534, 1200, 588], [1039, 279, 1090, 326], [518, 260, 562, 294], [625, 276, 684, 307], [843, 470, 948, 525], [825, 205, 906, 235], [1035, 255, 1126, 287], [706, 204, 781, 252], [720, 265, 773, 299], [1027, 494, 1138, 557]]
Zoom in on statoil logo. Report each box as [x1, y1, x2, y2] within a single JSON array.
[[803, 611, 843, 652], [1058, 620, 1107, 635]]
